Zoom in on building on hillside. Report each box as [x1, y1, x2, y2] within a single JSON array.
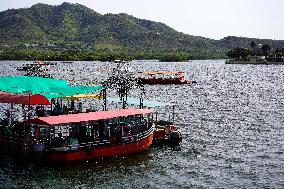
[[251, 43, 263, 56]]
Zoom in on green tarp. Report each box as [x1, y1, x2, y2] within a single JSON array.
[[0, 76, 104, 99]]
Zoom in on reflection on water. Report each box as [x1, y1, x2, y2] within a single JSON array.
[[1, 60, 284, 188]]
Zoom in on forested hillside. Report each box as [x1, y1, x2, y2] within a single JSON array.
[[0, 2, 283, 61]]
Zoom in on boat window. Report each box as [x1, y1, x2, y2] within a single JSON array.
[[54, 124, 69, 137], [39, 127, 50, 139], [86, 123, 92, 137], [30, 125, 36, 136]]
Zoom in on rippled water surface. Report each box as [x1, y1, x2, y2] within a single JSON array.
[[0, 60, 284, 188]]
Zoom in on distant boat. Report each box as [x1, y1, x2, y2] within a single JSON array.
[[34, 60, 56, 65], [139, 71, 193, 85], [17, 61, 56, 71]]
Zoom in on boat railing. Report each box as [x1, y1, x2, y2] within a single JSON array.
[[51, 139, 111, 152], [50, 124, 154, 152], [136, 125, 154, 140]]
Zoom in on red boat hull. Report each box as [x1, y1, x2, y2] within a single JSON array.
[[47, 132, 154, 162]]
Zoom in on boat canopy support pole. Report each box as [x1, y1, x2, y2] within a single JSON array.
[[28, 93, 31, 120], [172, 105, 175, 124], [10, 103, 13, 125], [155, 112, 158, 123], [103, 88, 107, 111], [139, 98, 143, 109], [28, 93, 31, 110], [51, 99, 53, 113]]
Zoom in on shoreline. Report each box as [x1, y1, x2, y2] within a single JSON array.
[[225, 60, 284, 65]]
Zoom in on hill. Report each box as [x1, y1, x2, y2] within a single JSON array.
[[0, 2, 283, 61], [0, 2, 216, 49]]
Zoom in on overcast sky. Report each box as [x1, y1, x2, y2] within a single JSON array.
[[1, 0, 284, 40]]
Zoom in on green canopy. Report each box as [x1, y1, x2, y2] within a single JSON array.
[[0, 76, 104, 99]]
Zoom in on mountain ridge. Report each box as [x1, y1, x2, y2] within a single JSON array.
[[0, 2, 284, 51]]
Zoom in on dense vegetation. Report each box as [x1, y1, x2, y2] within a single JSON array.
[[275, 48, 284, 57], [226, 47, 252, 60], [0, 3, 283, 61], [0, 47, 226, 61], [0, 3, 216, 49], [226, 40, 284, 62]]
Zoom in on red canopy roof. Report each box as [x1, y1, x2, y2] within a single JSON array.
[[0, 92, 50, 105], [29, 108, 153, 125]]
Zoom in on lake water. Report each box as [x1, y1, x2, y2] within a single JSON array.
[[0, 60, 284, 188]]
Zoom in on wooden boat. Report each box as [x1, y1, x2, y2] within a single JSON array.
[[17, 61, 56, 71], [0, 76, 182, 163], [139, 71, 190, 85], [153, 120, 182, 145], [0, 108, 154, 162], [34, 60, 56, 65], [108, 97, 183, 146]]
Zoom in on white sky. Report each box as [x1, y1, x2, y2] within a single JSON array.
[[1, 0, 284, 40]]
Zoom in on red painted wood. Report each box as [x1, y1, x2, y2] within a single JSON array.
[[47, 132, 154, 162], [153, 129, 166, 140]]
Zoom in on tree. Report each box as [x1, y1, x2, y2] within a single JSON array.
[[226, 49, 238, 59], [261, 44, 272, 56], [250, 40, 257, 48], [275, 48, 284, 57], [226, 47, 251, 60], [102, 61, 145, 109]]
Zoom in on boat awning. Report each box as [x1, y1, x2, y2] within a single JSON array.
[[108, 97, 171, 108], [0, 76, 104, 99], [0, 92, 50, 105], [28, 108, 153, 125], [62, 94, 103, 101]]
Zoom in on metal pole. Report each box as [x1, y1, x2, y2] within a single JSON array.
[[28, 93, 31, 120], [10, 103, 13, 125], [123, 96, 126, 109], [172, 105, 175, 123], [103, 89, 107, 111], [28, 93, 31, 111], [23, 122, 26, 157], [51, 99, 53, 113], [140, 98, 143, 109], [155, 112, 158, 123]]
